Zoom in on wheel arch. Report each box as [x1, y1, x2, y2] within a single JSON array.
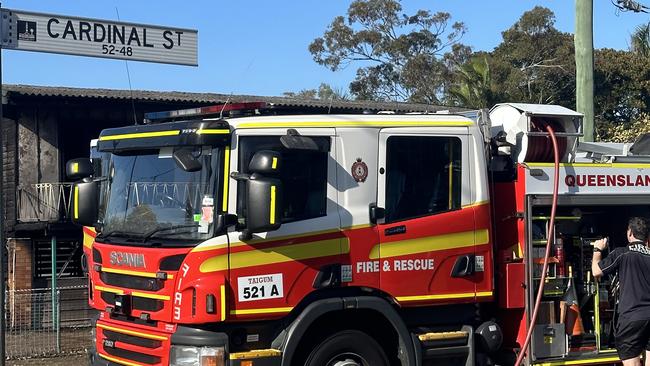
[[275, 295, 417, 366]]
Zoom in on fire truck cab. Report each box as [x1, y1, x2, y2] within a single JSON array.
[[70, 102, 650, 366]]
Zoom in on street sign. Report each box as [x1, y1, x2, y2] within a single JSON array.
[[0, 9, 198, 66]]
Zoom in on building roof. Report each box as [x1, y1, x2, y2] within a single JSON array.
[[3, 84, 463, 113]]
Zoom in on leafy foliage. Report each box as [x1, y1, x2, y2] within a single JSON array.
[[631, 22, 650, 57], [597, 114, 650, 142], [309, 0, 466, 103], [489, 7, 575, 107], [307, 3, 650, 143], [283, 83, 350, 101], [448, 55, 497, 109], [594, 48, 650, 125]]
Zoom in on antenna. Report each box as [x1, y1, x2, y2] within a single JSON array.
[[327, 95, 334, 114], [115, 7, 138, 125], [219, 93, 233, 119]]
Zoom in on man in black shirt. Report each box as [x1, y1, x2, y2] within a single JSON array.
[[592, 217, 650, 366]]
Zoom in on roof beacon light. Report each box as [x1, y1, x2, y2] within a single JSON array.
[[144, 102, 267, 123]]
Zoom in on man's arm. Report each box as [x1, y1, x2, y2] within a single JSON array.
[[592, 251, 604, 279], [591, 238, 608, 279], [593, 239, 625, 281]]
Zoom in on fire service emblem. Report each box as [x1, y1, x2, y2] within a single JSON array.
[[351, 158, 368, 182]]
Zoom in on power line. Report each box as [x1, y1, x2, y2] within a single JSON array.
[[613, 0, 650, 13]]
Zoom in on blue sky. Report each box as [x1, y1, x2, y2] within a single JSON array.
[[3, 0, 649, 96]]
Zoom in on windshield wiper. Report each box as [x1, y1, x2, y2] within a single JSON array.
[[96, 230, 143, 242], [142, 224, 200, 242]]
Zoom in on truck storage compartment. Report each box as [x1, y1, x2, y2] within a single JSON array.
[[527, 198, 650, 362]]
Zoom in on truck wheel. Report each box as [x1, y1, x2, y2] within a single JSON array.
[[305, 329, 390, 366]]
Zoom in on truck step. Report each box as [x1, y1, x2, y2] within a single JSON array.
[[418, 330, 468, 342], [414, 325, 474, 366]]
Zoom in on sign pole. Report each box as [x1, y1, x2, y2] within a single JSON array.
[[0, 3, 6, 364]]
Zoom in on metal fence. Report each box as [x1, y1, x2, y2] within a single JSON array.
[[6, 286, 94, 359]]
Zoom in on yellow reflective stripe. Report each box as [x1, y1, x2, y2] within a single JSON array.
[[83, 227, 95, 249], [526, 162, 650, 168], [73, 186, 79, 219], [196, 129, 230, 135], [369, 229, 489, 260], [95, 285, 169, 301], [94, 285, 124, 295], [237, 121, 473, 129], [397, 291, 493, 302], [101, 267, 174, 279], [220, 285, 226, 322], [72, 162, 79, 173], [97, 323, 168, 341], [130, 291, 170, 301], [200, 238, 349, 273], [229, 349, 282, 359], [230, 307, 293, 315], [461, 200, 489, 208], [271, 157, 278, 169], [98, 352, 145, 366], [535, 356, 620, 365], [269, 185, 276, 225], [222, 147, 230, 212], [99, 130, 180, 141], [192, 228, 346, 253]]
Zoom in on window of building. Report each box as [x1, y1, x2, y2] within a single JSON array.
[[237, 136, 330, 224], [385, 136, 462, 223]]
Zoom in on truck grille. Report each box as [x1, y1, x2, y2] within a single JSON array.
[[103, 347, 161, 365], [100, 272, 163, 291], [101, 292, 164, 312], [103, 329, 162, 348], [98, 322, 168, 366]]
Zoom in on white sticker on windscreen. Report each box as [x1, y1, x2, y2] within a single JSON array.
[[237, 273, 284, 302]]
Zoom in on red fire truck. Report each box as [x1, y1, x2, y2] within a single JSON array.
[[68, 102, 644, 366]]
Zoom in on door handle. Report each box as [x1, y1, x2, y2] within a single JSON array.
[[384, 225, 406, 236], [451, 255, 476, 277]]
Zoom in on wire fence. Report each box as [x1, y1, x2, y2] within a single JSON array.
[[6, 286, 94, 359]]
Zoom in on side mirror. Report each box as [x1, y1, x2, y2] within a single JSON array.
[[72, 181, 99, 226], [66, 158, 94, 181], [244, 175, 282, 236], [173, 147, 203, 172], [249, 150, 281, 174]]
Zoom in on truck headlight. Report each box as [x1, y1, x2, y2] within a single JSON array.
[[170, 346, 225, 366]]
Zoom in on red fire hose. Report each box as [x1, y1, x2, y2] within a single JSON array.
[[514, 125, 561, 365]]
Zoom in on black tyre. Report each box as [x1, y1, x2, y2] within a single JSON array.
[[305, 329, 390, 366]]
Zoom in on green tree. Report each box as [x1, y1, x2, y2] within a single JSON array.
[[309, 0, 466, 103], [283, 83, 350, 100], [448, 55, 497, 108], [631, 22, 650, 57], [489, 7, 575, 107], [593, 48, 650, 140], [283, 89, 318, 99]]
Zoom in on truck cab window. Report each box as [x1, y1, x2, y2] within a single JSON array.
[[237, 136, 329, 223], [385, 136, 461, 223]]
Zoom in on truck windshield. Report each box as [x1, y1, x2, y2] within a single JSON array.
[[98, 146, 222, 244]]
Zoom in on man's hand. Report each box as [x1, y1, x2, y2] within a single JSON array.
[[592, 238, 608, 251]]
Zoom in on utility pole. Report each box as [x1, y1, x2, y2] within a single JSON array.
[[575, 0, 595, 141]]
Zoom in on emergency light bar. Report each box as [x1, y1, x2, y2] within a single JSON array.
[[144, 102, 267, 123]]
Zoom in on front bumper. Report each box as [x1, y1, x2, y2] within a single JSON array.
[[93, 323, 228, 366]]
